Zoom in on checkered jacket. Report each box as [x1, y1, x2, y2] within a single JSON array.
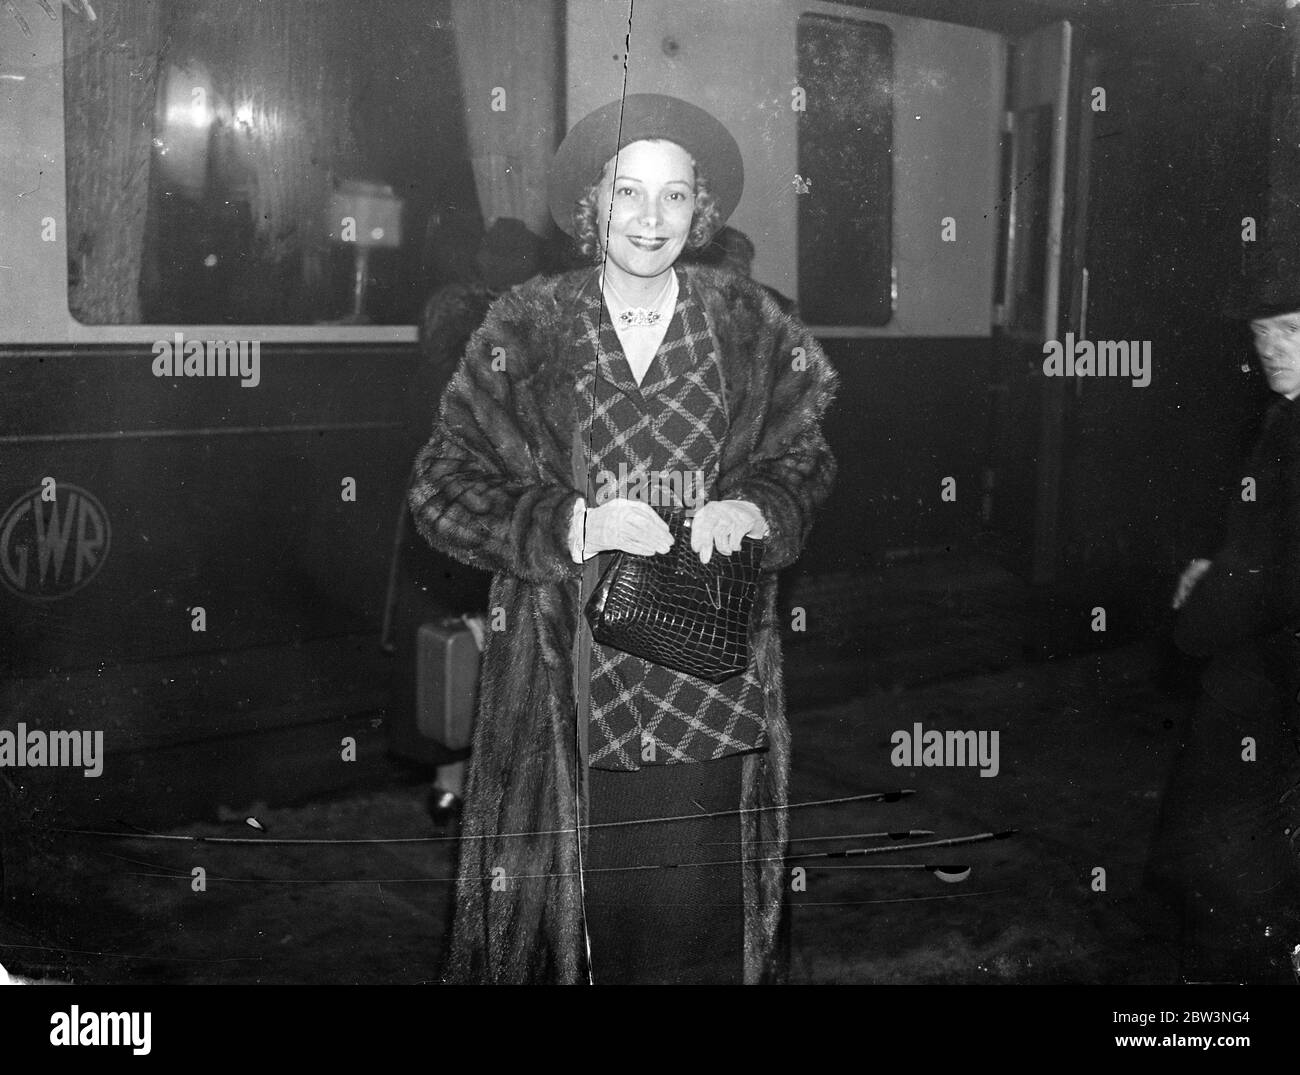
[[573, 269, 767, 770]]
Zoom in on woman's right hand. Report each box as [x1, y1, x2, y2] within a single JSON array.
[[582, 499, 674, 558]]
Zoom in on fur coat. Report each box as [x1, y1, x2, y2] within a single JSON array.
[[408, 263, 839, 983]]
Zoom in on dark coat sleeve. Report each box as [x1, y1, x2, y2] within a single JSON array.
[[1174, 403, 1300, 656], [407, 305, 582, 585], [720, 296, 840, 572], [1173, 551, 1272, 658], [1279, 407, 1300, 626]]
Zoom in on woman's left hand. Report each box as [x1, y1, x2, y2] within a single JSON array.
[[689, 500, 768, 564]]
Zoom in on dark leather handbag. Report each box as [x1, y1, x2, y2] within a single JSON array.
[[584, 506, 764, 683]]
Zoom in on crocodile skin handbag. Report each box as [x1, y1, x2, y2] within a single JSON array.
[[584, 507, 764, 683]]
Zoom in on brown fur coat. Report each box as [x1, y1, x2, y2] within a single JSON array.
[[408, 264, 839, 983]]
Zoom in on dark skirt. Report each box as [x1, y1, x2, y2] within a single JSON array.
[[583, 752, 747, 984]]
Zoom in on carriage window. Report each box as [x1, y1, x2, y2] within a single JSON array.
[[795, 14, 893, 326], [63, 0, 479, 325]]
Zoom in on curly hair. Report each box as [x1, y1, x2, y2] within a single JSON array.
[[571, 142, 723, 261]]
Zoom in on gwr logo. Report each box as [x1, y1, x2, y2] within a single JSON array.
[[0, 484, 111, 601]]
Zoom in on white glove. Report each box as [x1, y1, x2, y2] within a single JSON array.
[[570, 497, 674, 561], [689, 500, 768, 564], [1171, 558, 1212, 610]]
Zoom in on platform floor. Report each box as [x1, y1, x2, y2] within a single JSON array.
[[0, 555, 1200, 983]]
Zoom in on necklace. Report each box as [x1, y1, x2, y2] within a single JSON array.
[[602, 269, 675, 328]]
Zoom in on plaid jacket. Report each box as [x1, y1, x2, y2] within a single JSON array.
[[573, 269, 767, 770]]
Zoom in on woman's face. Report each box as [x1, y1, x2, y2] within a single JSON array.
[[595, 139, 695, 280]]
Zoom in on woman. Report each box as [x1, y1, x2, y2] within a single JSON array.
[[409, 94, 839, 983]]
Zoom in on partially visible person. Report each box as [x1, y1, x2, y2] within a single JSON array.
[[389, 218, 543, 824], [412, 217, 544, 410], [690, 224, 799, 317], [1149, 282, 1300, 983]]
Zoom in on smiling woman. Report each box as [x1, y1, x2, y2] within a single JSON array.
[[598, 142, 695, 278], [582, 140, 709, 382], [573, 141, 720, 269], [409, 93, 840, 984]]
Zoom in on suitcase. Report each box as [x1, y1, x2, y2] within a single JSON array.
[[414, 616, 483, 752], [383, 460, 490, 764]]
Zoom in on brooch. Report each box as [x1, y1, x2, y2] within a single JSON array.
[[618, 308, 662, 328]]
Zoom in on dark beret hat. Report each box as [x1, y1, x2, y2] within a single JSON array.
[[548, 93, 744, 237]]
